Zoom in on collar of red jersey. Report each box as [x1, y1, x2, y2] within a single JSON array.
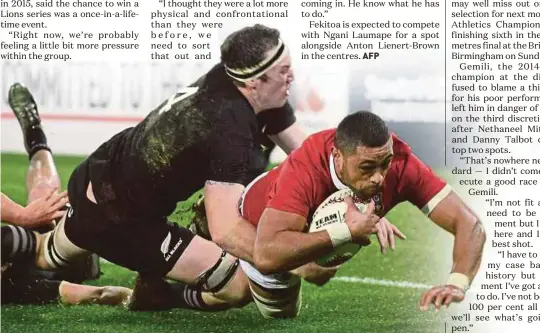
[[329, 155, 349, 191]]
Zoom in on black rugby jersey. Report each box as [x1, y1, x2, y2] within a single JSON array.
[[85, 64, 295, 220]]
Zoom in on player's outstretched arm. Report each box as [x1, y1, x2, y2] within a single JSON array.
[[1, 190, 67, 228], [419, 191, 486, 311], [204, 181, 258, 263]]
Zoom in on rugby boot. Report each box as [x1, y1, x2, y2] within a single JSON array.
[[8, 83, 50, 158]]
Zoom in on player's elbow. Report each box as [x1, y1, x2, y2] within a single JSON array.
[[207, 218, 236, 250], [210, 231, 229, 249], [253, 245, 283, 275], [254, 255, 280, 275]]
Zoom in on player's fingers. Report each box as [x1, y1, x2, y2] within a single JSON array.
[[388, 223, 396, 250], [50, 196, 69, 212], [421, 288, 436, 305], [443, 292, 454, 308], [364, 200, 376, 215], [391, 224, 407, 240], [420, 287, 440, 310], [419, 291, 431, 311], [371, 214, 381, 232], [50, 190, 68, 205], [50, 211, 65, 220], [421, 294, 436, 311], [376, 231, 384, 253], [377, 224, 387, 254], [344, 196, 356, 211], [434, 291, 448, 311]]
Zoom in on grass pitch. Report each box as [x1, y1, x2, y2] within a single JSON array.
[[1, 153, 456, 333]]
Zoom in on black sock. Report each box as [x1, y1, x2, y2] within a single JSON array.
[[26, 124, 51, 160], [1, 226, 37, 266]]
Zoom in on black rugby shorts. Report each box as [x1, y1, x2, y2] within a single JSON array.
[[63, 160, 194, 277]]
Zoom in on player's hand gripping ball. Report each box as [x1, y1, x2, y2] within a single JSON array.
[[309, 189, 367, 267]]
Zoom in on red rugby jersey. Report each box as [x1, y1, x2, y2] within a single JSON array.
[[241, 129, 449, 227]]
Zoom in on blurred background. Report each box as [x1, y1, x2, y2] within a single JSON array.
[[0, 58, 445, 167]]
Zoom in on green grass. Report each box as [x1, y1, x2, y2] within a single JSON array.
[[1, 153, 457, 333]]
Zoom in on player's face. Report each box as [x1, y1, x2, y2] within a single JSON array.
[[333, 137, 394, 199], [255, 54, 294, 109]]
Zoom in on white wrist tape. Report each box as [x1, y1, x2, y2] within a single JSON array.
[[326, 223, 352, 248], [446, 273, 470, 291]]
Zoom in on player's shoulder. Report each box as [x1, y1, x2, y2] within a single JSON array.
[[304, 129, 336, 149], [192, 63, 237, 101], [285, 129, 334, 175], [391, 133, 413, 156], [294, 129, 334, 158], [190, 64, 255, 128]]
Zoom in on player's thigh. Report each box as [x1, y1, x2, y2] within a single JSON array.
[[67, 211, 198, 278], [239, 260, 302, 318]]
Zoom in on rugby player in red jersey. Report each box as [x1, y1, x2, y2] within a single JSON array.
[[239, 111, 486, 318]]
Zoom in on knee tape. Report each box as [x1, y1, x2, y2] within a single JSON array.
[[195, 251, 239, 293]]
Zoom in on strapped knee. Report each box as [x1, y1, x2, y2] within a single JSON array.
[[194, 250, 239, 293], [43, 230, 71, 269]]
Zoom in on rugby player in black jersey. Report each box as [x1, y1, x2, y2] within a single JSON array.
[[12, 24, 318, 311]]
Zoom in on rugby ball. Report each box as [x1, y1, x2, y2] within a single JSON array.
[[309, 189, 367, 267]]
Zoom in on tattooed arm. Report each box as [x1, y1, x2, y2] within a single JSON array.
[[419, 191, 486, 311], [430, 191, 485, 284], [203, 180, 257, 263]]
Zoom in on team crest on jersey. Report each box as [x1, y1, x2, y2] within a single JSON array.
[[371, 193, 384, 216], [353, 192, 384, 216]]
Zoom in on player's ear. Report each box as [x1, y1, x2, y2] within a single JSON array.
[[332, 146, 344, 170], [244, 79, 258, 91]]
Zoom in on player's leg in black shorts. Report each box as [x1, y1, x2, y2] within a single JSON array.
[[41, 160, 246, 311]]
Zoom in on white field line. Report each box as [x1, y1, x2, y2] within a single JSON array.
[[334, 276, 484, 293], [100, 259, 472, 292], [333, 276, 433, 290]]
